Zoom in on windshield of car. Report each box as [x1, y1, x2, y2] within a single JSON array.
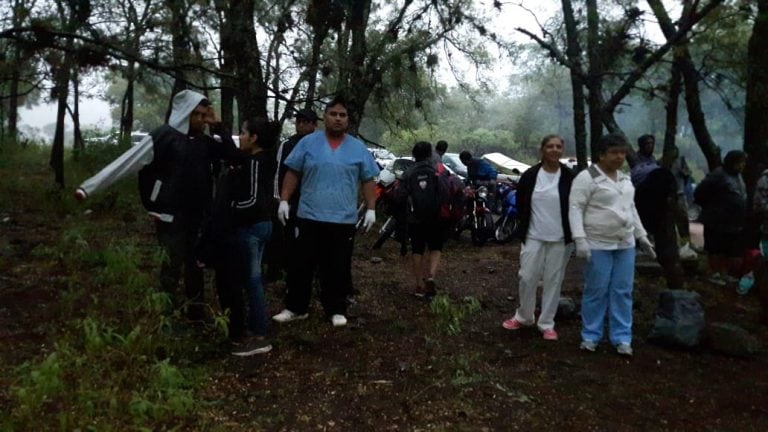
[[442, 153, 468, 177]]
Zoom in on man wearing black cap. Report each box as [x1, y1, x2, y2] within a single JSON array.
[[264, 108, 319, 282]]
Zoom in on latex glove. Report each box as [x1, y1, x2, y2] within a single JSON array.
[[74, 188, 87, 201], [575, 238, 591, 261], [637, 236, 657, 260], [362, 209, 376, 232], [277, 200, 290, 226]]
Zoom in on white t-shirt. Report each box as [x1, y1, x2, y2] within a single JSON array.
[[527, 168, 564, 242]]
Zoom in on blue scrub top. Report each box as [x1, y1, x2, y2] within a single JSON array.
[[284, 131, 379, 224]]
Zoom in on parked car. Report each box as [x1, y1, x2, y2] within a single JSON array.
[[559, 157, 578, 170], [368, 148, 396, 169], [441, 152, 468, 178]]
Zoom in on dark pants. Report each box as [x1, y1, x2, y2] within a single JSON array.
[[649, 221, 685, 290], [284, 219, 355, 316], [674, 193, 690, 239], [156, 218, 205, 319], [213, 242, 246, 338], [263, 214, 298, 281]]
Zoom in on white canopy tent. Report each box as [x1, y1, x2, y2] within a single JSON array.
[[482, 152, 532, 174]]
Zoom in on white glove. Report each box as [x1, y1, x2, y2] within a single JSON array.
[[277, 200, 290, 226], [362, 209, 376, 232], [575, 238, 591, 261], [637, 236, 657, 260]]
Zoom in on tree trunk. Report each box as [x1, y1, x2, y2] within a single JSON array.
[[71, 67, 84, 160], [8, 59, 20, 142], [744, 0, 768, 204], [7, 0, 26, 143], [50, 55, 71, 187], [335, 0, 372, 134], [679, 52, 721, 170], [561, 0, 588, 169], [120, 61, 135, 143], [585, 0, 603, 161], [648, 0, 721, 170], [165, 0, 191, 122], [0, 96, 6, 142], [663, 59, 683, 155], [227, 0, 268, 121]]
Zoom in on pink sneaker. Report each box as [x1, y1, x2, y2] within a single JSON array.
[[502, 318, 522, 330], [541, 328, 558, 341]]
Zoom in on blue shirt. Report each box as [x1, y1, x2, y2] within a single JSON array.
[[284, 131, 379, 224]]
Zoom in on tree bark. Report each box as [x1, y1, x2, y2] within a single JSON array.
[[70, 67, 84, 160], [744, 0, 768, 204], [585, 0, 603, 160], [8, 57, 20, 142], [649, 0, 722, 170], [229, 0, 268, 121], [165, 0, 191, 121], [119, 61, 135, 143], [50, 53, 71, 187], [335, 0, 373, 134], [7, 0, 26, 142], [663, 58, 683, 155], [561, 0, 588, 168]]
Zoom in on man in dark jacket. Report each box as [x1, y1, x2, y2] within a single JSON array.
[[75, 90, 240, 320], [264, 108, 318, 282], [634, 155, 685, 290]]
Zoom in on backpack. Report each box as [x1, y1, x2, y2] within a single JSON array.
[[404, 163, 440, 223], [437, 172, 466, 223]]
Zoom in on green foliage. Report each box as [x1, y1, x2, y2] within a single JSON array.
[[448, 353, 484, 387], [7, 233, 205, 430], [0, 147, 221, 430], [430, 293, 481, 336]]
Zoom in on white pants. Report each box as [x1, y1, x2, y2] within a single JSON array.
[[513, 239, 573, 330]]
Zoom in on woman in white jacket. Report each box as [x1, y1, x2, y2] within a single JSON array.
[[569, 134, 655, 356]]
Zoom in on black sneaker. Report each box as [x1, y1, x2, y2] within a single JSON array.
[[231, 337, 272, 356]]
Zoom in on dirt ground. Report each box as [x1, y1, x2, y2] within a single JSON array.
[[2, 205, 768, 430]]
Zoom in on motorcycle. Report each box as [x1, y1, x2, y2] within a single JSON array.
[[354, 169, 407, 253], [370, 169, 406, 251], [456, 183, 496, 246], [494, 181, 519, 243]]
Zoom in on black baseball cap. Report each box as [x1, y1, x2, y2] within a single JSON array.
[[295, 108, 318, 122]]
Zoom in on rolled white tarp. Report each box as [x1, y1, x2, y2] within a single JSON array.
[[482, 152, 531, 174]]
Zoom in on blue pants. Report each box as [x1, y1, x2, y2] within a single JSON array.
[[238, 221, 273, 336], [581, 248, 636, 346]]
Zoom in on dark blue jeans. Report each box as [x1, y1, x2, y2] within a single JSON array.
[[237, 221, 273, 336]]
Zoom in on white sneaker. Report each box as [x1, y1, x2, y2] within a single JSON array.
[[331, 314, 347, 327], [272, 309, 308, 323], [616, 343, 633, 357], [679, 243, 698, 260]]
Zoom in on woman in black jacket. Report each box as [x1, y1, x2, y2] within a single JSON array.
[[229, 118, 278, 356], [502, 135, 575, 341]]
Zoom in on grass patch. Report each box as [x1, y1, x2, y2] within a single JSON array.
[[430, 293, 482, 335], [0, 142, 228, 430]]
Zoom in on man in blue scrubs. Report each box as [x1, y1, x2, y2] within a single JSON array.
[[273, 96, 379, 327]]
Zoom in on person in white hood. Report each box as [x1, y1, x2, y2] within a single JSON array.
[[75, 90, 241, 320]]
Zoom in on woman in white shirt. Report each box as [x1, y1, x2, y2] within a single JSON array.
[[569, 134, 655, 356], [502, 135, 575, 341]]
